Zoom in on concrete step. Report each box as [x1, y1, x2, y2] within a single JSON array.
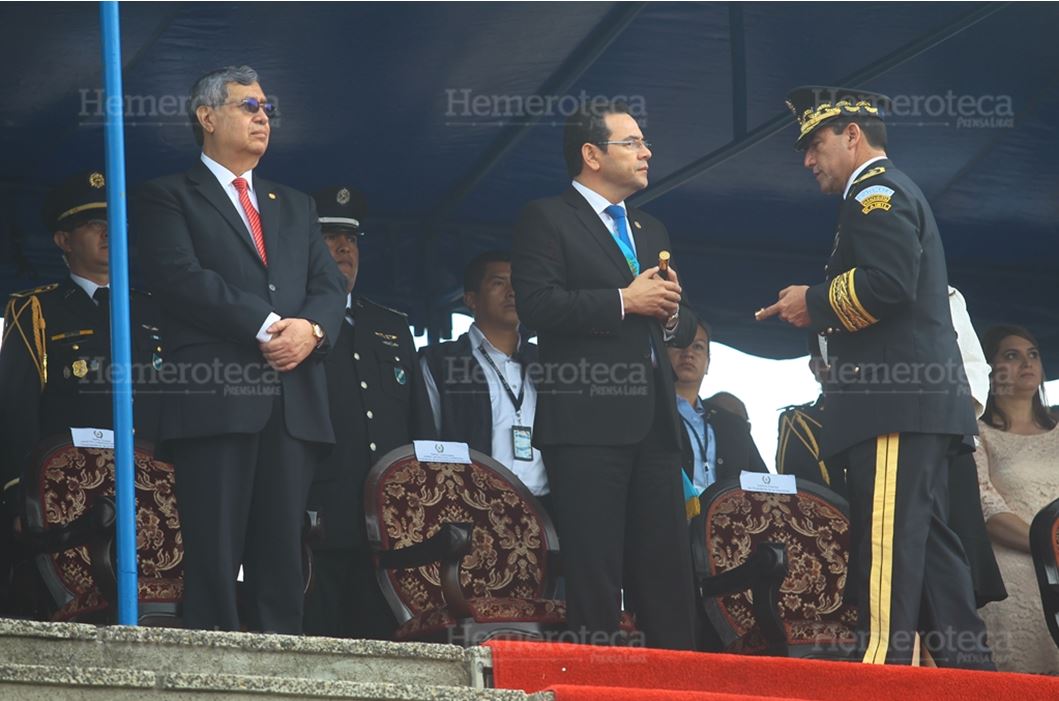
[[0, 619, 469, 687], [0, 663, 551, 701]]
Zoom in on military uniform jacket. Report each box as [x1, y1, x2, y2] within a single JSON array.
[[776, 397, 847, 497], [804, 159, 976, 457], [0, 279, 164, 510], [306, 296, 433, 550]]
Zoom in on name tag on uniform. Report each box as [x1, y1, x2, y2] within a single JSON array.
[[740, 471, 797, 495], [512, 425, 533, 461], [71, 427, 114, 449]]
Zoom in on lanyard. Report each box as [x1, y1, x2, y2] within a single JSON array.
[[680, 413, 716, 486], [477, 343, 526, 414]]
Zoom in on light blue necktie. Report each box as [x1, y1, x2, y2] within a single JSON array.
[[604, 204, 639, 275]]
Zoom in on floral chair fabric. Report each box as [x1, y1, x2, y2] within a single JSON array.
[[366, 446, 626, 643], [25, 438, 183, 623], [699, 480, 857, 657]]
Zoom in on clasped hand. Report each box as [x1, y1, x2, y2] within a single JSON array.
[[259, 318, 316, 372], [623, 265, 682, 323]]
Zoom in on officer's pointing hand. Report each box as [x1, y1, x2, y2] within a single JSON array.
[[757, 285, 811, 328]]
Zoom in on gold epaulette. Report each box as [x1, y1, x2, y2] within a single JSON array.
[[8, 282, 59, 299], [828, 268, 878, 332], [3, 290, 50, 389], [852, 166, 886, 186]]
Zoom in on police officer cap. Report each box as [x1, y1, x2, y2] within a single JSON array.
[[785, 85, 890, 150], [42, 170, 108, 232], [313, 185, 368, 235]]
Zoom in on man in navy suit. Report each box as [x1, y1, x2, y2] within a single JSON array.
[[512, 100, 698, 649], [132, 66, 346, 633]]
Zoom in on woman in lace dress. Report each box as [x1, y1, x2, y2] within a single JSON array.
[[975, 324, 1059, 674]]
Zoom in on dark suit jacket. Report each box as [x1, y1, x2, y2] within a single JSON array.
[[678, 399, 767, 485], [308, 296, 432, 550], [805, 159, 977, 457], [512, 186, 696, 449], [131, 160, 346, 444]]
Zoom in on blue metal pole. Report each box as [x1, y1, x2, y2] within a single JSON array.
[[99, 0, 138, 626]]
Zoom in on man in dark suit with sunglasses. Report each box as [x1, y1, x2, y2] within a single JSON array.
[[132, 65, 346, 633]]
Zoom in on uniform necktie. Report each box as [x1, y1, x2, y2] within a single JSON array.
[[232, 177, 268, 265], [93, 286, 109, 307], [603, 204, 639, 275]]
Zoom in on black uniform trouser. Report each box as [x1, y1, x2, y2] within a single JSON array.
[[844, 432, 994, 669], [170, 395, 319, 634], [542, 399, 696, 651], [303, 547, 398, 639]]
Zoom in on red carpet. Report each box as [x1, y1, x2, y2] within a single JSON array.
[[487, 641, 1059, 701]]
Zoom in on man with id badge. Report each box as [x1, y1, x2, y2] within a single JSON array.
[[419, 251, 550, 514]]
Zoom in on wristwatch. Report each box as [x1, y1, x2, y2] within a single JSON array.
[[310, 322, 325, 347]]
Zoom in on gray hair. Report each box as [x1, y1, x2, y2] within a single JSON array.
[[188, 65, 259, 146]]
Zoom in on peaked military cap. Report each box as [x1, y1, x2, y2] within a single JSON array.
[[42, 170, 108, 232], [313, 185, 368, 235], [785, 85, 890, 149]]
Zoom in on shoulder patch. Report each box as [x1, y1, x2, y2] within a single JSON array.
[[854, 185, 895, 214], [9, 282, 59, 299], [852, 166, 886, 186], [362, 297, 408, 318]]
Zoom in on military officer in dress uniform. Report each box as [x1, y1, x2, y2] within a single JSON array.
[[0, 170, 164, 614], [302, 185, 433, 639], [758, 87, 993, 669], [775, 334, 846, 497]]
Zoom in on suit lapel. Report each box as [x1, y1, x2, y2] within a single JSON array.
[[187, 160, 266, 264], [562, 187, 635, 283], [254, 175, 281, 265]]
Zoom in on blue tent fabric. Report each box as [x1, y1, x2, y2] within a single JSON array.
[[2, 1, 1056, 359]]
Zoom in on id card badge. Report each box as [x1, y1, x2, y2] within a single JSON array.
[[512, 425, 534, 461]]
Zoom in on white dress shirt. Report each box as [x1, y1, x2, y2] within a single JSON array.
[[948, 286, 989, 419], [421, 324, 549, 496], [199, 152, 280, 342], [69, 273, 107, 304]]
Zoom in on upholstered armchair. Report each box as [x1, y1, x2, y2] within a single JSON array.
[[693, 477, 858, 658], [364, 444, 635, 644], [18, 435, 183, 625], [1030, 496, 1059, 649]]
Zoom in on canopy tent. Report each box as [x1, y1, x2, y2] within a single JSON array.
[[2, 1, 1057, 359]]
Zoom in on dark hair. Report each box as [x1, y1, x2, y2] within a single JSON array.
[[463, 250, 511, 293], [826, 115, 887, 149], [563, 100, 633, 178], [980, 324, 1056, 431]]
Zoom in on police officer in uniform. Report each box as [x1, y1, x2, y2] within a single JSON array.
[[0, 170, 163, 614], [758, 87, 993, 668], [302, 185, 433, 639]]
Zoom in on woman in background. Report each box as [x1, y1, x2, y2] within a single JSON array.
[[976, 324, 1059, 674]]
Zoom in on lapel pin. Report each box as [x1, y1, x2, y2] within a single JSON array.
[[634, 220, 642, 229], [268, 192, 277, 200]]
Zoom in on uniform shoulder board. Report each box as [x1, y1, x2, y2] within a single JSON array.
[[851, 166, 886, 186], [9, 282, 59, 299], [362, 297, 408, 318]]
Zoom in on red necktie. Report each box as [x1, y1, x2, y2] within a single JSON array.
[[232, 177, 268, 265]]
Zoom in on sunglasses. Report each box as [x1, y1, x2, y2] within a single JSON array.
[[222, 97, 276, 117]]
